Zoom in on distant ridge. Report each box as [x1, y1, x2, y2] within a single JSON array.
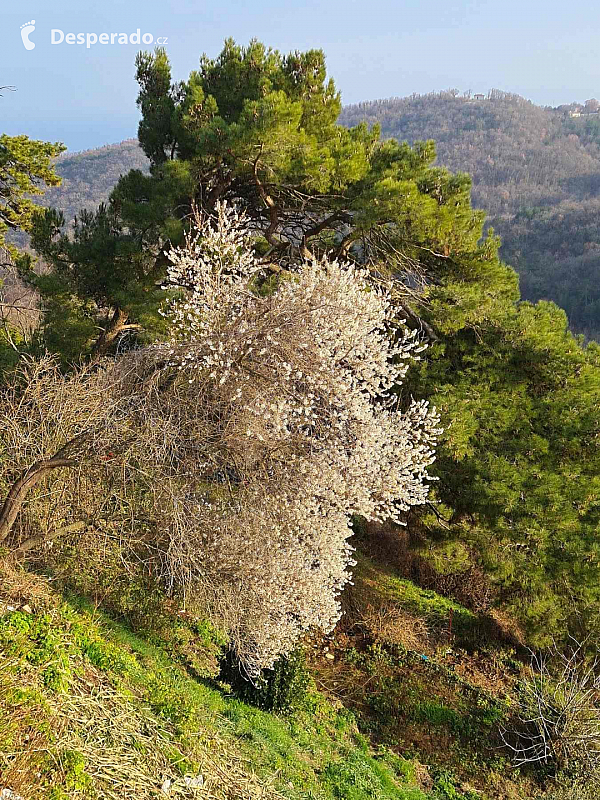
[[41, 138, 149, 223], [55, 137, 142, 160], [341, 90, 600, 338]]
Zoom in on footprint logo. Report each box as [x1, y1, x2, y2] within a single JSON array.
[[20, 20, 36, 51]]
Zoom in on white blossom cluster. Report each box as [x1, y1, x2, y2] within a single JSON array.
[[138, 203, 441, 673]]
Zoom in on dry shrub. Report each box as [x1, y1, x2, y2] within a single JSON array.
[[411, 559, 496, 615], [0, 355, 141, 556], [0, 252, 41, 343], [358, 520, 415, 568], [337, 563, 431, 653], [0, 559, 53, 611], [486, 608, 526, 648], [502, 641, 600, 778], [361, 601, 430, 652]]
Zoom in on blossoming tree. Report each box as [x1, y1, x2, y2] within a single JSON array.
[[133, 203, 440, 671], [0, 203, 439, 673]]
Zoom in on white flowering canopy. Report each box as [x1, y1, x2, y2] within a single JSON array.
[[125, 202, 441, 674]]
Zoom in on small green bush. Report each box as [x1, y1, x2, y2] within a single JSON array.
[[222, 648, 312, 714]]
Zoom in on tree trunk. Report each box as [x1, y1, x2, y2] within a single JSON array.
[[91, 307, 131, 358], [8, 521, 85, 562], [0, 457, 76, 545]]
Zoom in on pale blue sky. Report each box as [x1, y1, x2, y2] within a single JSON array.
[[2, 0, 600, 152]]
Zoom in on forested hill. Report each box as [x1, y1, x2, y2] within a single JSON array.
[[340, 90, 600, 338], [40, 138, 149, 223], [39, 91, 600, 338]]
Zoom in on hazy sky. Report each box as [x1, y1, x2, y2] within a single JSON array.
[[2, 0, 600, 152]]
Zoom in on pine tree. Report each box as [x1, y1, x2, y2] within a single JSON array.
[[0, 133, 64, 258], [0, 132, 64, 370], [408, 296, 600, 641], [31, 41, 507, 357]]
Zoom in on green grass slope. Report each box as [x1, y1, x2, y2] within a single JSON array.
[[0, 541, 562, 800], [0, 561, 437, 800]]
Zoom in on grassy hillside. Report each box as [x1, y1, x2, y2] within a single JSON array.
[[0, 559, 433, 800], [0, 538, 566, 800], [340, 91, 600, 338]]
